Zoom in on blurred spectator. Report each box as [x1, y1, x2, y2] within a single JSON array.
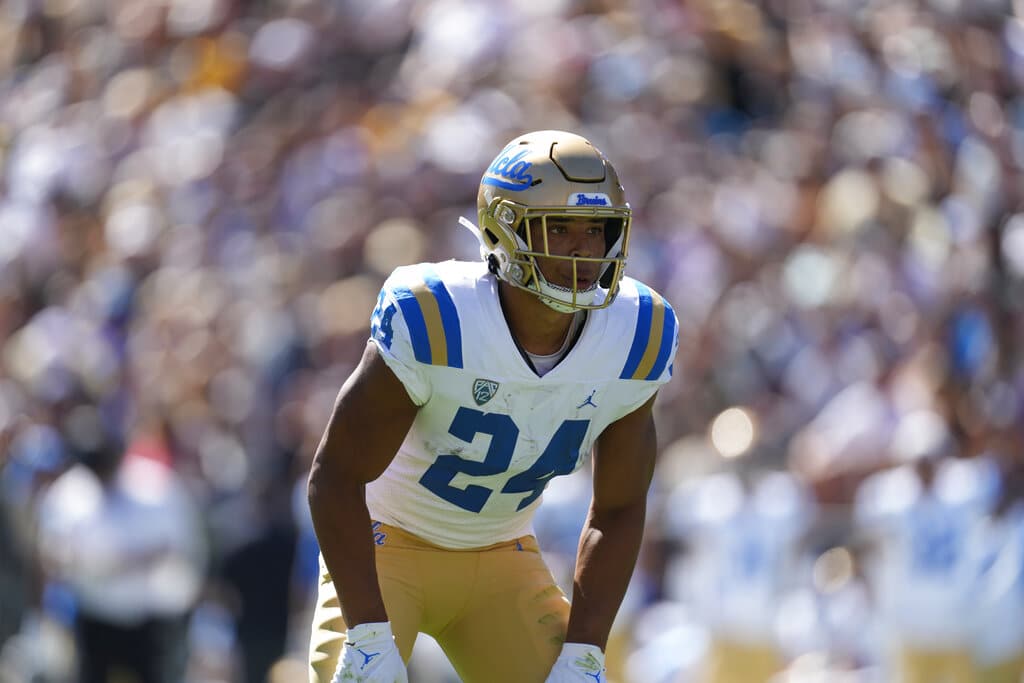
[[0, 420, 30, 649], [0, 506, 25, 643], [36, 409, 206, 683], [852, 422, 1000, 683], [217, 484, 297, 683], [666, 467, 816, 683]]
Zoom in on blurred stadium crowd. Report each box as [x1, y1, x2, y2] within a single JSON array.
[[0, 0, 1023, 681]]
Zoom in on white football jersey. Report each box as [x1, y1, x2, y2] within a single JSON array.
[[853, 458, 999, 646], [363, 260, 678, 549], [672, 471, 815, 641]]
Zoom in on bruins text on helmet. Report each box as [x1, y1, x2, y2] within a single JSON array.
[[460, 130, 632, 313]]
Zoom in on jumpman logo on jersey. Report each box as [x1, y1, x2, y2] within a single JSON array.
[[357, 649, 380, 670], [577, 389, 598, 409]]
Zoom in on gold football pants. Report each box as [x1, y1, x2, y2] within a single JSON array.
[[895, 646, 975, 683], [977, 653, 1024, 683], [308, 523, 570, 683], [700, 637, 783, 683]]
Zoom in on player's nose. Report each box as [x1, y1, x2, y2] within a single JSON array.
[[568, 236, 597, 258]]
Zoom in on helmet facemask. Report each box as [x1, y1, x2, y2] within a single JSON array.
[[482, 198, 630, 313]]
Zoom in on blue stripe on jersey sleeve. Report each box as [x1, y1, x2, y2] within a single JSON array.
[[620, 282, 653, 379], [423, 268, 463, 369], [392, 286, 432, 364], [645, 299, 677, 380]]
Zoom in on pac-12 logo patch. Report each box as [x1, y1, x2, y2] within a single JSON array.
[[472, 379, 499, 406]]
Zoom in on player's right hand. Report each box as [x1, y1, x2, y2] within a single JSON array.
[[544, 642, 606, 682], [331, 621, 408, 683]]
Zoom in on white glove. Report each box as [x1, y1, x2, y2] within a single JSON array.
[[331, 621, 408, 683], [544, 642, 606, 682]]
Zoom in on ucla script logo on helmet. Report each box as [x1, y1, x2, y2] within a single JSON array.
[[472, 379, 500, 406], [482, 146, 534, 191]]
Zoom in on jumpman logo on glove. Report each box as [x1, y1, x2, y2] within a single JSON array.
[[357, 649, 380, 669], [332, 622, 407, 683]]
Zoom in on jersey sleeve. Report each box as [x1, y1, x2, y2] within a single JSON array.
[[368, 273, 433, 406], [368, 264, 466, 407], [609, 283, 680, 421]]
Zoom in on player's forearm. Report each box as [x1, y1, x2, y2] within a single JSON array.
[[308, 468, 388, 627], [564, 499, 647, 649]]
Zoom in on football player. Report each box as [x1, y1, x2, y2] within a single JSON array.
[[853, 423, 1000, 683], [668, 469, 815, 683], [307, 130, 678, 683]]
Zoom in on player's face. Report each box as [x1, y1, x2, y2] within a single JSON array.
[[528, 216, 607, 291]]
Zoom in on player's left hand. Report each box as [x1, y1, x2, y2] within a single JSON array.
[[544, 642, 606, 682], [331, 621, 408, 683]]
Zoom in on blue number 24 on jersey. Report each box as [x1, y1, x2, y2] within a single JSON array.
[[419, 407, 589, 513]]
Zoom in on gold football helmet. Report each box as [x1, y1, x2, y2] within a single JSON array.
[[460, 130, 632, 312]]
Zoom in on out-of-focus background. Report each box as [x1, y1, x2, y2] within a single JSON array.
[[0, 0, 1022, 682]]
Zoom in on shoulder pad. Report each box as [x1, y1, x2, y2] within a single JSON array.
[[375, 263, 464, 369], [617, 279, 678, 382]]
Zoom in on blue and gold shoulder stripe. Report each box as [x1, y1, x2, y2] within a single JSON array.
[[619, 282, 677, 381], [390, 267, 464, 369]]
